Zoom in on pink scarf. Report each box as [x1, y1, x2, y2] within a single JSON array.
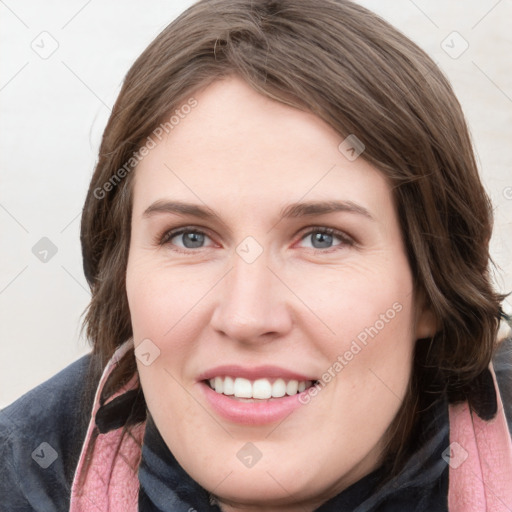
[[70, 339, 512, 511]]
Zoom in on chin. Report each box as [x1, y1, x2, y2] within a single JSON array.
[[186, 454, 338, 510]]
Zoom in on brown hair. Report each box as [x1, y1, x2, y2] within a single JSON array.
[[80, 0, 506, 480]]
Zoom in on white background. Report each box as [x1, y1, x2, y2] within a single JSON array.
[[1, 0, 511, 408]]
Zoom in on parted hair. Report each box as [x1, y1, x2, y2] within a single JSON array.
[[79, 0, 506, 480]]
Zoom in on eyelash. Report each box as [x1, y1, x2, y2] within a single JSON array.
[[155, 225, 355, 254]]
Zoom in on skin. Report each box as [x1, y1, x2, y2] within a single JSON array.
[[126, 75, 436, 511]]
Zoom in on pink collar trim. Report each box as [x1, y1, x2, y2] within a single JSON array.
[[70, 338, 145, 512], [448, 363, 512, 511]]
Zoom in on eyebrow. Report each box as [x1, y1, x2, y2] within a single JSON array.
[[281, 200, 374, 220], [142, 199, 374, 222]]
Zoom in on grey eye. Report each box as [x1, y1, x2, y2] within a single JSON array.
[[179, 231, 206, 248], [310, 232, 334, 249], [298, 228, 347, 250]]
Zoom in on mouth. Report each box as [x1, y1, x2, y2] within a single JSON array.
[[203, 376, 319, 401], [198, 369, 320, 425]]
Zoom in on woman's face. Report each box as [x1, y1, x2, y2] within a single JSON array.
[[126, 75, 435, 511]]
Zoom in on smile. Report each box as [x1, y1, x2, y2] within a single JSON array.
[[206, 376, 316, 400], [197, 365, 320, 425]]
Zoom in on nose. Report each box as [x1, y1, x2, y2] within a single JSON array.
[[210, 248, 293, 345]]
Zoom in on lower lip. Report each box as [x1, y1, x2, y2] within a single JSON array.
[[199, 381, 307, 425]]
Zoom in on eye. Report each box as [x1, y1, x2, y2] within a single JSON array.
[[159, 228, 215, 251], [297, 227, 354, 251]]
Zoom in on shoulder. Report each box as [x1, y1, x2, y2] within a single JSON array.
[[0, 353, 96, 511]]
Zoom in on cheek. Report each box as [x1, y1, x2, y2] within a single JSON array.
[[126, 259, 204, 434], [286, 253, 415, 357], [126, 255, 207, 344], [295, 256, 416, 422], [125, 255, 216, 412]]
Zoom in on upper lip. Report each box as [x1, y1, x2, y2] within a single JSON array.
[[197, 365, 317, 382]]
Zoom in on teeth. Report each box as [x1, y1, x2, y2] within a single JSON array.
[[214, 376, 223, 394], [286, 380, 298, 395], [253, 378, 272, 399], [223, 376, 234, 395], [272, 378, 286, 398], [234, 378, 252, 398], [207, 376, 313, 399]]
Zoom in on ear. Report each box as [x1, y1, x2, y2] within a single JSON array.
[[414, 289, 438, 340]]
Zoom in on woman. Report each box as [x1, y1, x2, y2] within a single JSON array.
[[1, 0, 511, 510]]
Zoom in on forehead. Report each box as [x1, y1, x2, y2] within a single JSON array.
[[131, 76, 394, 222]]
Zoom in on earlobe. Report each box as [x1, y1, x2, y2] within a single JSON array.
[[415, 291, 439, 340], [416, 307, 438, 339]]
